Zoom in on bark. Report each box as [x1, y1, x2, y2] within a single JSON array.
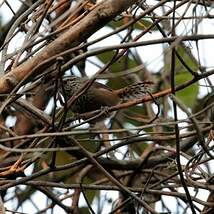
[[0, 0, 138, 93]]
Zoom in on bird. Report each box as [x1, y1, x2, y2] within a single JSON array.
[[60, 76, 153, 116]]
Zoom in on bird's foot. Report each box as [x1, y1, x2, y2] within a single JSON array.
[[100, 106, 110, 117], [72, 113, 82, 123]]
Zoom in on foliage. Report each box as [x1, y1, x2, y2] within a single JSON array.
[[0, 0, 213, 213]]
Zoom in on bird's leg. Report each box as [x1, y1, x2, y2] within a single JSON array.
[[100, 106, 111, 118], [72, 113, 83, 123]]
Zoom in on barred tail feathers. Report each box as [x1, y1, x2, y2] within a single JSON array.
[[115, 81, 153, 100]]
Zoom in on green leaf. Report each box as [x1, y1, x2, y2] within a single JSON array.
[[96, 52, 139, 89], [81, 177, 99, 206], [163, 44, 199, 108], [79, 207, 91, 214], [108, 18, 156, 31], [175, 72, 199, 108], [175, 45, 198, 73], [174, 45, 199, 108]]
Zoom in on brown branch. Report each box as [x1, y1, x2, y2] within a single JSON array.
[[0, 0, 138, 93]]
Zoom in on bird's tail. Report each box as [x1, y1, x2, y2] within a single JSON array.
[[115, 81, 153, 100]]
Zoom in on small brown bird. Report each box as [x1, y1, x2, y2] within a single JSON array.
[[60, 76, 153, 115]]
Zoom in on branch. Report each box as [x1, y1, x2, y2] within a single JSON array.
[[0, 0, 138, 93]]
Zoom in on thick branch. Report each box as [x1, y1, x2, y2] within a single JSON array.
[[0, 0, 138, 93]]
